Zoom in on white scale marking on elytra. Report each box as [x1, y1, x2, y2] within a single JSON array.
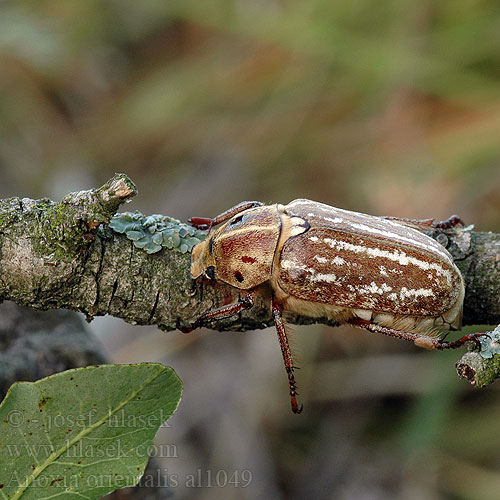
[[358, 281, 393, 295], [399, 287, 435, 299], [289, 199, 450, 260], [309, 273, 341, 284], [332, 256, 346, 265], [321, 237, 453, 283], [389, 268, 403, 275], [313, 254, 349, 266], [348, 222, 449, 259], [385, 219, 407, 227], [324, 216, 343, 224], [281, 259, 309, 272], [313, 255, 328, 264], [379, 265, 388, 276], [282, 257, 345, 285]]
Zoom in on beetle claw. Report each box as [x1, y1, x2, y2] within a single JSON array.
[[438, 332, 489, 350], [292, 399, 303, 414], [176, 317, 201, 333]]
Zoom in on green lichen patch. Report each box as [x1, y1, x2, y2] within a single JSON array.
[[109, 212, 206, 254], [478, 324, 500, 358]]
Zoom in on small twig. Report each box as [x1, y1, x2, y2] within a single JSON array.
[[456, 325, 500, 387]]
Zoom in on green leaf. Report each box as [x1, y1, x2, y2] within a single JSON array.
[[0, 363, 182, 499]]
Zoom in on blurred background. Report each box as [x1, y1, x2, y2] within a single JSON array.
[[1, 1, 499, 498]]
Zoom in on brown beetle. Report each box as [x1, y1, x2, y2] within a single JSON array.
[[189, 199, 484, 413]]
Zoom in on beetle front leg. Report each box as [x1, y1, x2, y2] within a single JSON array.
[[176, 291, 255, 333], [189, 201, 263, 230], [272, 303, 303, 414], [199, 290, 255, 324]]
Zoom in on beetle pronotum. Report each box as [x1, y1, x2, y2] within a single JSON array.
[[188, 199, 485, 413]]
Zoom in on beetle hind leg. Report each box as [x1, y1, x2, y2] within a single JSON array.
[[272, 303, 303, 414], [435, 333, 489, 350], [349, 318, 487, 351], [382, 214, 465, 231]]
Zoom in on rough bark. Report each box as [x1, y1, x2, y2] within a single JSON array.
[[0, 174, 499, 384], [0, 302, 106, 400]]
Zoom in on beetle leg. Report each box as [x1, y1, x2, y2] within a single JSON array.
[[199, 291, 255, 323], [432, 214, 465, 229], [188, 216, 213, 230], [381, 215, 434, 230], [435, 333, 490, 350], [349, 318, 487, 351], [176, 317, 201, 334], [349, 318, 421, 342], [382, 214, 465, 231], [177, 291, 255, 333], [189, 201, 263, 230], [272, 303, 303, 414]]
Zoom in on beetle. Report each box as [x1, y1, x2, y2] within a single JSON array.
[[188, 199, 485, 413]]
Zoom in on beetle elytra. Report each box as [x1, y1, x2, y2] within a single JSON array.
[[188, 199, 485, 413]]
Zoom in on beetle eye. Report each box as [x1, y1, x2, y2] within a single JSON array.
[[229, 214, 244, 226], [205, 266, 216, 281]]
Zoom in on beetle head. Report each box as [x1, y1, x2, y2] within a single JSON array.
[[190, 237, 216, 280], [190, 205, 281, 289]]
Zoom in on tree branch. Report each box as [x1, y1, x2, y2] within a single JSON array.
[[0, 174, 498, 338]]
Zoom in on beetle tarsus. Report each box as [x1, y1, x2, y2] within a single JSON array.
[[382, 214, 465, 231], [291, 398, 303, 414], [437, 332, 489, 350], [288, 369, 303, 414], [382, 215, 434, 229], [433, 214, 465, 229]]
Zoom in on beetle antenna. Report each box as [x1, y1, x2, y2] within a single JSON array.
[[272, 302, 303, 414]]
